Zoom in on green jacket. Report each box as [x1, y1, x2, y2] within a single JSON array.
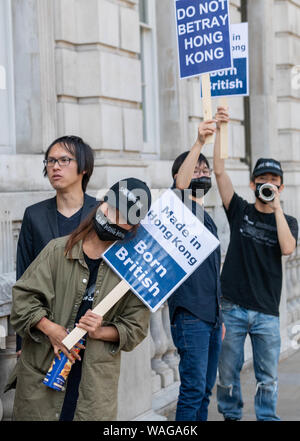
[[6, 237, 150, 421]]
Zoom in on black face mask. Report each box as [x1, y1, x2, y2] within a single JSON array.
[[255, 183, 280, 205], [93, 210, 128, 242], [189, 177, 212, 197]]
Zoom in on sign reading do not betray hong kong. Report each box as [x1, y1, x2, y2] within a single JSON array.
[[103, 189, 220, 312], [175, 0, 232, 79]]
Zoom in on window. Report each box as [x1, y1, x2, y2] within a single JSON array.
[[139, 0, 159, 156]]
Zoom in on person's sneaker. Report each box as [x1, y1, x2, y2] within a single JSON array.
[[224, 417, 240, 421]]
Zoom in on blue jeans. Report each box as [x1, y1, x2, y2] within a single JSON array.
[[171, 310, 222, 421], [217, 299, 281, 421]]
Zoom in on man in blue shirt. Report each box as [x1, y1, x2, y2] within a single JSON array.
[[168, 117, 226, 421]]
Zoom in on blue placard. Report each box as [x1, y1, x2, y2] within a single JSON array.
[[175, 0, 232, 79], [203, 22, 249, 97], [103, 225, 187, 311], [210, 57, 247, 96], [102, 189, 220, 312]]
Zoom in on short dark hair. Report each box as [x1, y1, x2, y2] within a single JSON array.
[[171, 151, 210, 178], [43, 135, 94, 192]]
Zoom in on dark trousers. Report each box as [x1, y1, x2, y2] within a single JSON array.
[[171, 310, 222, 421]]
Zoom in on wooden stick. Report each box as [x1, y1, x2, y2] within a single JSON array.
[[201, 73, 214, 145], [62, 279, 131, 350], [219, 96, 229, 159]]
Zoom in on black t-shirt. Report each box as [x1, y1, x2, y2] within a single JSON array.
[[57, 207, 83, 237], [221, 193, 298, 316], [75, 253, 102, 322], [60, 252, 102, 421]]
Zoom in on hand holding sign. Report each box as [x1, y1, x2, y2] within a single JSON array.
[[63, 280, 131, 350], [215, 105, 229, 128], [201, 73, 215, 144], [215, 103, 229, 158], [197, 118, 217, 146]]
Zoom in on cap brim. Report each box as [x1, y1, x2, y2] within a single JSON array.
[[253, 168, 283, 177]]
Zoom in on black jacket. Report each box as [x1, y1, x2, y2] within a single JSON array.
[[16, 193, 98, 279]]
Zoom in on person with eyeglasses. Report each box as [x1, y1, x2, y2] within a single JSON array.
[[16, 136, 98, 354], [167, 119, 226, 421]]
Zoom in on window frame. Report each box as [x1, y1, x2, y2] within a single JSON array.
[[139, 0, 160, 158]]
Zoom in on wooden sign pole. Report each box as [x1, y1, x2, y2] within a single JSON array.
[[201, 73, 214, 145], [62, 279, 131, 350], [219, 96, 229, 159]]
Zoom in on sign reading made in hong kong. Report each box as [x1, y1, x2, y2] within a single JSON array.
[[175, 0, 232, 79], [103, 189, 220, 312], [207, 22, 249, 97]]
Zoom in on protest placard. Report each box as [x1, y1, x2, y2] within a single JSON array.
[[103, 189, 220, 312], [208, 22, 249, 97], [175, 0, 232, 79], [62, 189, 220, 349], [199, 23, 248, 157]]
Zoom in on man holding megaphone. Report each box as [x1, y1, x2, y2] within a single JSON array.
[[213, 106, 298, 421]]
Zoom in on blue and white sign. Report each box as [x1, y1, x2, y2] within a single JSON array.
[[205, 22, 249, 97], [103, 189, 220, 312], [175, 0, 232, 79]]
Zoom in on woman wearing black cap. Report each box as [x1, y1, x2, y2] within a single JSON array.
[[6, 178, 152, 421]]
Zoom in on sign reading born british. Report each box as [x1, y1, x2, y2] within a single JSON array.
[[208, 22, 249, 97], [175, 0, 232, 79], [103, 189, 220, 312]]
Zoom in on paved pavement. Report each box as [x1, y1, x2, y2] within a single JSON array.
[[167, 348, 300, 421]]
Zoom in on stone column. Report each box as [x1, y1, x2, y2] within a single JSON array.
[[161, 303, 179, 382], [11, 0, 57, 153], [0, 0, 16, 154], [274, 0, 300, 222], [118, 334, 160, 421], [248, 0, 278, 163], [149, 330, 162, 394], [280, 256, 289, 352], [0, 326, 16, 421], [155, 0, 188, 161], [150, 307, 174, 388]]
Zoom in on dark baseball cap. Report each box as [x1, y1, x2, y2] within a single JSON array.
[[252, 158, 283, 178], [103, 178, 152, 225]]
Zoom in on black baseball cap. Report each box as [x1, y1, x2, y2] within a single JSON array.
[[252, 158, 283, 178], [103, 178, 152, 225]]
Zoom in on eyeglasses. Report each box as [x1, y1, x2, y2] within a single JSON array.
[[194, 167, 213, 177], [43, 157, 76, 167]]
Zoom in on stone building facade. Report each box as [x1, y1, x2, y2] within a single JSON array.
[[0, 0, 299, 420]]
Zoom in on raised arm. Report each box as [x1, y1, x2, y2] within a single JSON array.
[[268, 187, 297, 256], [176, 120, 217, 190], [213, 106, 234, 210]]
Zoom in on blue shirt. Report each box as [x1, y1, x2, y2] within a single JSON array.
[[167, 189, 222, 326]]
